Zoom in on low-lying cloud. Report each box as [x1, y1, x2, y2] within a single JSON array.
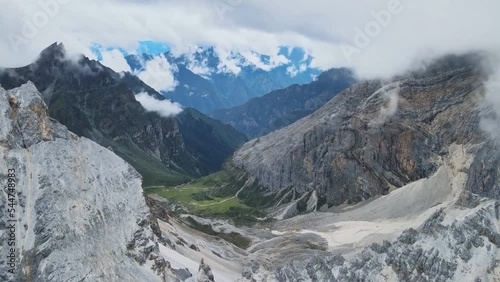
[[376, 85, 400, 125], [364, 82, 401, 127], [137, 55, 178, 93], [480, 68, 500, 141], [134, 92, 183, 118], [100, 49, 131, 73]]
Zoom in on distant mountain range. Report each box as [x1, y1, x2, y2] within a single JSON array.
[[211, 68, 356, 138], [122, 46, 321, 113], [0, 43, 247, 186]]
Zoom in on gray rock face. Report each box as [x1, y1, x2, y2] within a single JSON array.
[[231, 54, 494, 208], [244, 201, 500, 281], [466, 142, 500, 201], [0, 83, 188, 281], [224, 54, 500, 281], [196, 259, 215, 282]]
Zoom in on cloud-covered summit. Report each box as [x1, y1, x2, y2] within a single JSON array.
[[2, 0, 499, 81]]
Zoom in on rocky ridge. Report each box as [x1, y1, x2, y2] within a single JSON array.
[[211, 68, 356, 138], [229, 54, 496, 210], [0, 83, 216, 281], [0, 43, 247, 187], [239, 142, 500, 281]]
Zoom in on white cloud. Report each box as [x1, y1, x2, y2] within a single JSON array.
[[188, 61, 212, 78], [481, 66, 500, 141], [239, 49, 289, 71], [286, 63, 308, 77], [184, 50, 213, 78], [287, 65, 299, 77], [137, 54, 178, 92], [365, 82, 401, 127], [1, 0, 500, 81], [214, 48, 242, 75], [134, 92, 183, 118], [375, 85, 400, 126], [100, 49, 131, 73]]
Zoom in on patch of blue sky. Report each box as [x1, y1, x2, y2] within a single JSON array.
[[91, 41, 170, 60], [278, 46, 312, 66], [90, 43, 128, 60], [136, 41, 171, 56]]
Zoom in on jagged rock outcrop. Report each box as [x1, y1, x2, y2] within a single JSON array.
[[196, 258, 215, 282], [230, 54, 497, 209], [0, 83, 190, 281], [243, 200, 500, 281]]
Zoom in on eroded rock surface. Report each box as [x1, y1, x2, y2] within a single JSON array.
[[0, 83, 193, 281], [225, 54, 500, 281], [231, 54, 494, 208]]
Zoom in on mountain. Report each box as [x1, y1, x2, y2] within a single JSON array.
[[230, 53, 500, 279], [0, 43, 247, 186], [5, 48, 500, 281], [0, 82, 229, 281], [0, 83, 164, 281], [175, 108, 249, 176], [124, 46, 321, 113], [211, 68, 356, 138], [228, 53, 492, 210], [143, 53, 500, 281]]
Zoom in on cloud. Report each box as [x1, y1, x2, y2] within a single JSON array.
[[287, 66, 299, 77], [1, 0, 500, 81], [364, 82, 401, 126], [239, 49, 290, 71], [187, 60, 212, 78], [214, 48, 242, 75], [100, 49, 131, 73], [480, 65, 500, 141], [137, 54, 178, 92], [184, 49, 213, 78], [286, 63, 309, 77], [376, 86, 400, 125], [134, 92, 183, 118]]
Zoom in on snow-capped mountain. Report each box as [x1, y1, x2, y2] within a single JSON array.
[[122, 46, 321, 113]]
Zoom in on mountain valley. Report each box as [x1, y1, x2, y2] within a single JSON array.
[[1, 45, 500, 282], [0, 43, 247, 187]]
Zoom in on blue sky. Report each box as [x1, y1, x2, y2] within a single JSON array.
[[91, 41, 317, 76], [91, 41, 171, 60]]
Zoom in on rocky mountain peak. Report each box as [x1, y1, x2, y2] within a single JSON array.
[[37, 42, 66, 63]]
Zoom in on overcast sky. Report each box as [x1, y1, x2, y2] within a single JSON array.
[[1, 0, 499, 79]]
